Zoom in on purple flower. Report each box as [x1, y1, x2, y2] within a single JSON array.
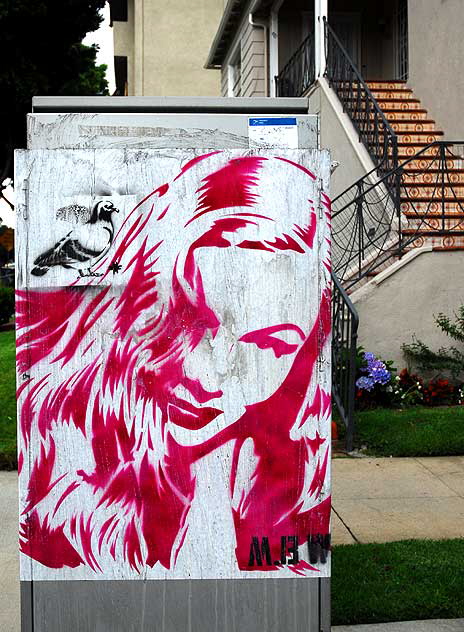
[[359, 352, 392, 388], [356, 376, 375, 391]]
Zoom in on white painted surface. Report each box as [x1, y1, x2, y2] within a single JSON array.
[[16, 149, 331, 582]]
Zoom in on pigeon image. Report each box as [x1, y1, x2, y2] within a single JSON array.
[[31, 200, 119, 277]]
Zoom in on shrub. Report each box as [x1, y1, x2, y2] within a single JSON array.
[[402, 305, 464, 380], [0, 287, 14, 325], [423, 377, 457, 406]]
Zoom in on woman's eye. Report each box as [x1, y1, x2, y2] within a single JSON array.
[[239, 325, 304, 358]]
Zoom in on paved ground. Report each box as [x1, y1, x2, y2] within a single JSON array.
[[0, 471, 19, 632], [3, 457, 464, 630], [332, 456, 464, 545], [333, 620, 464, 631]]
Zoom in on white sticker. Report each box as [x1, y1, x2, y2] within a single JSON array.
[[249, 117, 299, 148]]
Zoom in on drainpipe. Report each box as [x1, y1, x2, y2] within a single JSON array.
[[249, 13, 269, 97], [315, 0, 328, 78]]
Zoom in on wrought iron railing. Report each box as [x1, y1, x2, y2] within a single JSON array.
[[324, 18, 399, 187], [332, 272, 358, 451], [332, 141, 464, 289], [275, 33, 315, 97]]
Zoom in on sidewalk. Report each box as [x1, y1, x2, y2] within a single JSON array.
[[333, 620, 464, 631], [332, 456, 464, 545], [0, 471, 19, 632], [2, 457, 464, 630]]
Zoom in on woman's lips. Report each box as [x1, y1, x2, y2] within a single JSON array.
[[168, 399, 223, 430]]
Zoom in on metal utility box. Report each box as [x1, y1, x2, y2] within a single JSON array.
[[17, 97, 331, 632]]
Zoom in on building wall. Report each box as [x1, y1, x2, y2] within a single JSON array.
[[353, 251, 464, 371], [220, 18, 266, 98], [240, 22, 265, 97], [113, 0, 223, 96], [408, 0, 464, 139]]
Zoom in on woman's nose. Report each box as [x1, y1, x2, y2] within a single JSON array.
[[183, 327, 236, 392]]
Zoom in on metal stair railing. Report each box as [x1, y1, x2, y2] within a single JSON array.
[[332, 141, 464, 290], [331, 272, 358, 451], [275, 32, 315, 97], [324, 17, 400, 192]]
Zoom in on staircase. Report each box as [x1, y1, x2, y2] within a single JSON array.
[[323, 15, 464, 449], [366, 80, 464, 250]]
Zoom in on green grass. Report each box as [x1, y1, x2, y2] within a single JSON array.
[[0, 330, 16, 469], [353, 405, 464, 457], [332, 539, 464, 626]]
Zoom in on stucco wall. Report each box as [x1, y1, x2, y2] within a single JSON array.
[[308, 84, 369, 198], [353, 250, 464, 371], [408, 0, 464, 139], [114, 0, 223, 96]]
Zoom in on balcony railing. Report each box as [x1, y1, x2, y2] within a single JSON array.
[[275, 33, 315, 97]]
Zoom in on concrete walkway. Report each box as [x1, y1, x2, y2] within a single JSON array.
[[0, 471, 20, 632], [332, 456, 464, 545], [2, 457, 464, 630], [333, 620, 464, 631]]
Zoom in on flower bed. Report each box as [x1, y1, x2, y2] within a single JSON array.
[[355, 350, 464, 410]]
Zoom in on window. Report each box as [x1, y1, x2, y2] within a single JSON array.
[[109, 0, 128, 24], [114, 56, 128, 95], [227, 49, 242, 97]]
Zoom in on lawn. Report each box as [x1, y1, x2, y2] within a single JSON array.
[[332, 539, 464, 626], [353, 405, 464, 457], [0, 329, 16, 469]]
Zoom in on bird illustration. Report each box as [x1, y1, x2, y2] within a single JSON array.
[[31, 200, 119, 277]]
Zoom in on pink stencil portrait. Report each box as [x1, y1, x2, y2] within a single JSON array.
[[16, 149, 332, 581]]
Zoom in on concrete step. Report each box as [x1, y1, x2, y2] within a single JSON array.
[[342, 97, 423, 110], [383, 109, 429, 121], [395, 143, 450, 156], [400, 199, 464, 213], [389, 120, 437, 132], [399, 156, 463, 169], [376, 99, 423, 110], [404, 233, 464, 249], [365, 79, 408, 90], [402, 169, 464, 184], [403, 215, 464, 232], [401, 183, 464, 197], [369, 88, 414, 100]]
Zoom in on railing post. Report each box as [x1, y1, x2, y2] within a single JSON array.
[[440, 142, 446, 233], [315, 1, 328, 78], [392, 138, 403, 258], [269, 8, 279, 98], [356, 181, 364, 280]]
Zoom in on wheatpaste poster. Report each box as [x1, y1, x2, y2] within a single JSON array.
[[16, 149, 332, 581]]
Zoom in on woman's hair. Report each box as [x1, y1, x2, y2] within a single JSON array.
[[17, 151, 332, 575]]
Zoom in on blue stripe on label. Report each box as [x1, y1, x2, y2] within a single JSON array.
[[249, 117, 297, 126]]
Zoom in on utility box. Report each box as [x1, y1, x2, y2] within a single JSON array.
[[17, 97, 331, 632]]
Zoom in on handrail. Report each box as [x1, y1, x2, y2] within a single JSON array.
[[324, 18, 399, 186], [332, 140, 458, 214], [331, 271, 358, 452], [331, 140, 464, 289], [275, 32, 315, 97]]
